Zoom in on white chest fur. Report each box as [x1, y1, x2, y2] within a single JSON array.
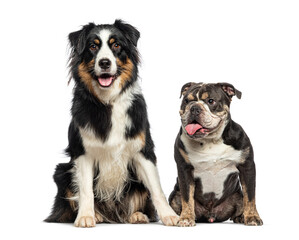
[[181, 134, 244, 199], [79, 85, 144, 201]]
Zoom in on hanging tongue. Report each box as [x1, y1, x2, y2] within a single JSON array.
[[185, 123, 205, 135], [98, 76, 113, 87]]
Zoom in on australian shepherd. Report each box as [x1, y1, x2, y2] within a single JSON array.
[[45, 20, 178, 227]]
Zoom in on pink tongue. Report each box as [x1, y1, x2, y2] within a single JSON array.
[[98, 77, 113, 87], [185, 124, 203, 135]]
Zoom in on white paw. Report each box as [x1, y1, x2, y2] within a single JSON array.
[[161, 215, 180, 226], [74, 216, 96, 228], [177, 218, 196, 227]]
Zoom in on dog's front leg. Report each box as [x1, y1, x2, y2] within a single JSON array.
[[238, 149, 263, 226], [73, 155, 96, 227], [134, 153, 179, 226], [175, 147, 196, 227]]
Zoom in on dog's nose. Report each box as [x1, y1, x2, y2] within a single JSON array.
[[99, 58, 111, 70], [191, 105, 201, 115]]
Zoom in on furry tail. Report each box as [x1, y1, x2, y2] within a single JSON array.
[[45, 162, 76, 223]]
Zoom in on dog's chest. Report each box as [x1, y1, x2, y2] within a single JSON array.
[[79, 93, 142, 201], [181, 134, 243, 199]]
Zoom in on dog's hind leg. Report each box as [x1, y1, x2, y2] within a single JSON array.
[[45, 163, 77, 223], [129, 212, 149, 224], [134, 153, 179, 226], [127, 185, 157, 224]]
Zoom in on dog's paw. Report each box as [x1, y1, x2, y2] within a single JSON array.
[[177, 217, 196, 227], [74, 216, 96, 228], [129, 212, 149, 224], [95, 212, 104, 223], [244, 214, 263, 226], [161, 215, 180, 226], [232, 215, 244, 224]]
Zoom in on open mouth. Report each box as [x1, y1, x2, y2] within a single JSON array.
[[185, 121, 211, 136], [97, 73, 117, 88]]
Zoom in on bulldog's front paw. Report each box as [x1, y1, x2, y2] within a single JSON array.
[[74, 215, 96, 228], [244, 214, 263, 226], [177, 217, 196, 227], [161, 215, 180, 226]]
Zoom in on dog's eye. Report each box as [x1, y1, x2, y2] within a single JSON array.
[[89, 44, 98, 51], [112, 43, 120, 50], [208, 99, 216, 105]]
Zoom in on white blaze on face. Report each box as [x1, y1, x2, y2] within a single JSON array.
[[94, 29, 117, 76]]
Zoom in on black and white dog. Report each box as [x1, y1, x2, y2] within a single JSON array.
[[169, 82, 263, 227], [45, 20, 178, 227]]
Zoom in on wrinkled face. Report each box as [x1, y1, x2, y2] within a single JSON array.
[[69, 20, 140, 102], [180, 83, 237, 140]]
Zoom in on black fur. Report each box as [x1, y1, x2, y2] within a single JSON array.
[[169, 82, 262, 226], [46, 20, 157, 224], [71, 82, 113, 142], [45, 163, 76, 222]]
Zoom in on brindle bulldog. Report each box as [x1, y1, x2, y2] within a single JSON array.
[[169, 82, 263, 227]]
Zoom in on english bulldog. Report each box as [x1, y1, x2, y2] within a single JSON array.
[[169, 82, 263, 227]]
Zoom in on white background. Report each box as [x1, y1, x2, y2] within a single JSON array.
[[0, 0, 298, 239]]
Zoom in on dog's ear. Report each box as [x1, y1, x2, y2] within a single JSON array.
[[114, 19, 140, 46], [218, 82, 242, 99], [68, 23, 96, 55], [180, 82, 198, 98]]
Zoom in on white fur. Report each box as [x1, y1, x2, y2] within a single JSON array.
[[181, 133, 244, 199], [77, 83, 143, 201], [89, 29, 122, 104], [73, 155, 95, 225], [95, 29, 117, 76], [134, 153, 178, 221], [72, 78, 178, 225]]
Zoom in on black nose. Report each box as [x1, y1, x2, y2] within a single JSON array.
[[191, 105, 201, 115], [98, 58, 111, 70]]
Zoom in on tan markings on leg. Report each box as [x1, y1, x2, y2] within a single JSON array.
[[179, 148, 190, 164], [201, 92, 209, 100], [129, 212, 149, 224], [65, 189, 77, 211], [242, 183, 263, 226], [178, 184, 195, 227], [117, 58, 134, 89]]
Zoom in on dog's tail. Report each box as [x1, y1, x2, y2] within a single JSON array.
[[44, 162, 77, 223]]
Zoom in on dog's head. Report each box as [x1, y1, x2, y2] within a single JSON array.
[[179, 82, 241, 140], [68, 20, 140, 102]]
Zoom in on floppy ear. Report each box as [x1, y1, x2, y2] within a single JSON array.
[[218, 82, 242, 99], [180, 82, 198, 98], [114, 19, 140, 46], [68, 23, 96, 55]]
